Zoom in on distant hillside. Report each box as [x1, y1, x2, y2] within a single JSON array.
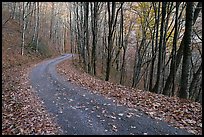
[[2, 19, 54, 69], [2, 8, 61, 70]]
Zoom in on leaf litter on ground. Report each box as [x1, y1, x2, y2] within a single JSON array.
[[57, 58, 202, 135], [2, 61, 63, 135]]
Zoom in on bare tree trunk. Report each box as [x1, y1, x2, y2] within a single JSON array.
[[36, 2, 40, 52], [161, 2, 172, 94], [105, 2, 115, 81], [119, 5, 125, 84], [149, 2, 160, 92], [32, 2, 37, 44], [179, 2, 193, 99], [144, 60, 151, 90], [50, 2, 54, 40], [105, 2, 123, 81], [69, 4, 73, 53], [195, 79, 202, 103], [120, 50, 126, 85], [79, 3, 86, 70], [171, 2, 179, 96], [84, 2, 91, 73], [163, 2, 201, 97], [132, 39, 144, 88], [163, 2, 180, 96], [102, 10, 107, 75], [18, 3, 22, 27], [189, 64, 202, 100], [152, 2, 166, 93], [91, 2, 99, 75], [11, 2, 16, 19], [21, 2, 26, 56], [63, 18, 66, 53], [75, 3, 82, 61]]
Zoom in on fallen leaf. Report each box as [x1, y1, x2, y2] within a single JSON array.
[[118, 113, 124, 117]]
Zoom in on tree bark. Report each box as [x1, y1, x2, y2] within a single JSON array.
[[149, 2, 160, 92], [21, 2, 26, 56], [163, 2, 201, 97], [84, 2, 90, 73], [189, 64, 202, 100], [105, 2, 115, 81], [105, 2, 123, 81], [36, 2, 40, 52], [132, 39, 144, 88], [91, 2, 99, 75], [119, 5, 124, 84], [163, 2, 180, 96], [69, 4, 73, 53], [179, 2, 193, 99], [152, 2, 166, 93], [50, 2, 54, 40]]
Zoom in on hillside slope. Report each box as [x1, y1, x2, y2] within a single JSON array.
[[2, 15, 62, 134], [57, 58, 202, 135]]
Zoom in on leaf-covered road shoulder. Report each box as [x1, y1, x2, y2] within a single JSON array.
[[57, 58, 202, 135], [2, 60, 62, 135]]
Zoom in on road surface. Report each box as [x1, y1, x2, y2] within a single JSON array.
[[29, 54, 191, 135]]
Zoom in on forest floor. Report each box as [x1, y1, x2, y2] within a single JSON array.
[[57, 57, 202, 135], [2, 19, 62, 135], [2, 58, 63, 135]]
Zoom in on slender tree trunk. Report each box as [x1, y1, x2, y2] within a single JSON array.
[[193, 2, 202, 24], [91, 2, 99, 75], [179, 2, 193, 99], [63, 18, 66, 53], [18, 3, 22, 27], [105, 2, 123, 81], [161, 2, 172, 94], [36, 2, 40, 52], [32, 2, 37, 43], [50, 2, 54, 40], [163, 2, 180, 96], [105, 2, 113, 81], [21, 2, 26, 56], [195, 79, 202, 103], [11, 2, 16, 19], [120, 48, 126, 84], [69, 4, 73, 53], [132, 39, 144, 88], [163, 2, 201, 96], [144, 60, 150, 90], [80, 3, 86, 70], [152, 2, 166, 93], [189, 64, 202, 100], [119, 6, 124, 84], [171, 2, 179, 97], [75, 3, 81, 61], [149, 2, 160, 92], [102, 10, 107, 75], [84, 2, 90, 73], [105, 2, 115, 81]]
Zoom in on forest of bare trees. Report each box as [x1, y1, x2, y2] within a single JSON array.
[[3, 2, 69, 56], [3, 2, 202, 102], [69, 2, 202, 103]]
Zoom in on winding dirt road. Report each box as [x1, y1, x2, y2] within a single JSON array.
[[29, 54, 191, 135]]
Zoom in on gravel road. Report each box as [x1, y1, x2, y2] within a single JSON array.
[[29, 54, 191, 135]]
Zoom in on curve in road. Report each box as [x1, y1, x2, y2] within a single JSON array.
[[29, 54, 191, 135]]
